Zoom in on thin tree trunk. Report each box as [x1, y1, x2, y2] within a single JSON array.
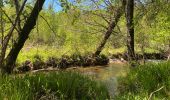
[[141, 35, 145, 64], [14, 0, 21, 31], [125, 0, 136, 62], [2, 0, 45, 74], [94, 0, 126, 56], [0, 0, 4, 68], [0, 14, 4, 66], [0, 0, 27, 69], [168, 36, 170, 50]]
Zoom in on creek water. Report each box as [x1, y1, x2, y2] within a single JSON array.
[[68, 62, 128, 97], [76, 60, 165, 97]]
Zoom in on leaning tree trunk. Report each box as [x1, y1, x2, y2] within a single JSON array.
[[125, 0, 136, 62], [2, 0, 45, 74], [94, 0, 126, 56]]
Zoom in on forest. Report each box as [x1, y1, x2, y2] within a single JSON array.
[[0, 0, 170, 99]]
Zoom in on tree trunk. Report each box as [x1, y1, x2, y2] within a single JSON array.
[[0, 0, 27, 70], [125, 0, 136, 62], [94, 0, 126, 56], [0, 0, 4, 68], [14, 0, 21, 31], [2, 0, 45, 74]]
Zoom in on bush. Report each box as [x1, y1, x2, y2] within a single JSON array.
[[116, 61, 170, 100], [0, 72, 109, 99]]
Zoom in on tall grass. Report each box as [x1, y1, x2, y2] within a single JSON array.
[[116, 61, 170, 100], [17, 45, 125, 65], [0, 72, 109, 100]]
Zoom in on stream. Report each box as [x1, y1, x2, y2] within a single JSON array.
[[76, 60, 165, 97], [67, 62, 128, 97]]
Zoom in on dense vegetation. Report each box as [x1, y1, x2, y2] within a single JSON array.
[[116, 61, 170, 99], [0, 72, 109, 99], [1, 61, 169, 99], [0, 0, 169, 70], [0, 0, 169, 99]]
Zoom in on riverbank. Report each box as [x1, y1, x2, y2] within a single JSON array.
[[1, 59, 169, 99], [15, 54, 109, 73], [1, 60, 126, 99], [15, 51, 169, 73], [111, 52, 169, 60]]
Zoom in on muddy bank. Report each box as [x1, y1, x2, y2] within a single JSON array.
[[15, 52, 169, 73], [15, 54, 109, 73], [111, 52, 169, 60]]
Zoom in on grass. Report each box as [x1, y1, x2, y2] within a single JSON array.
[[116, 61, 170, 100], [0, 71, 109, 100], [17, 44, 160, 65], [16, 48, 109, 71], [16, 43, 129, 64], [17, 45, 67, 64]]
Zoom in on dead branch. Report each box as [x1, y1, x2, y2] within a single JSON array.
[[148, 86, 164, 100]]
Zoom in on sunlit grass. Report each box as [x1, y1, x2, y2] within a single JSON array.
[[17, 45, 123, 65], [17, 45, 73, 64], [0, 71, 109, 99], [17, 44, 162, 65], [116, 61, 170, 100]]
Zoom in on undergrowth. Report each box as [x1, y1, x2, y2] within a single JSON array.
[[116, 61, 170, 100], [0, 71, 109, 100]]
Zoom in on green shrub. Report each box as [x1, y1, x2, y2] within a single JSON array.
[[116, 61, 170, 99], [0, 72, 109, 100]]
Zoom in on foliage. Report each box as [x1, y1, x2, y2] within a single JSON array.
[[116, 61, 170, 99], [135, 0, 170, 52], [1, 0, 169, 59], [0, 71, 109, 99]]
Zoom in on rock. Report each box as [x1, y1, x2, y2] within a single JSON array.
[[46, 57, 59, 67], [167, 54, 170, 60], [33, 60, 45, 70], [17, 60, 33, 72]]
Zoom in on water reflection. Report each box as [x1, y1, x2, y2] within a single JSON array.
[[91, 63, 127, 98], [80, 63, 127, 80], [69, 63, 127, 97]]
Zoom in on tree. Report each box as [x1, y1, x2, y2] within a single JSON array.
[[94, 0, 126, 56], [14, 0, 21, 31], [1, 0, 45, 74], [125, 0, 136, 63], [0, 0, 5, 68]]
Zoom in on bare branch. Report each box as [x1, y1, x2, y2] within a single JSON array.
[[148, 86, 164, 100], [39, 15, 63, 39], [0, 0, 27, 63], [85, 20, 107, 29], [91, 12, 110, 24], [0, 7, 20, 33], [90, 0, 110, 24], [91, 0, 107, 9]]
